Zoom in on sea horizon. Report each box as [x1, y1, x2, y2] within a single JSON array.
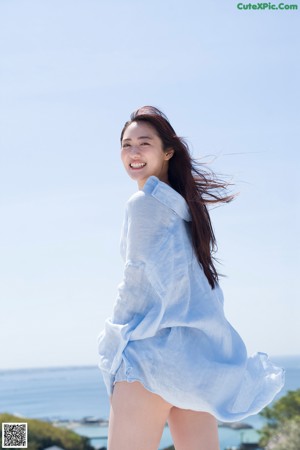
[[1, 353, 298, 373]]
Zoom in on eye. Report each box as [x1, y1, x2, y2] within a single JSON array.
[[141, 142, 150, 146], [122, 143, 130, 148]]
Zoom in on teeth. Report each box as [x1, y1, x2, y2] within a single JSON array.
[[130, 163, 146, 168]]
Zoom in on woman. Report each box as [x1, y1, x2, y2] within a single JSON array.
[[97, 106, 285, 450]]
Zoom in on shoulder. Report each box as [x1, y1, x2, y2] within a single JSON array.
[[126, 176, 191, 223], [126, 185, 172, 226], [126, 189, 155, 210], [126, 194, 173, 232], [123, 177, 190, 262]]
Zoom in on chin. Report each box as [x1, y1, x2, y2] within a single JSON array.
[[127, 172, 142, 182]]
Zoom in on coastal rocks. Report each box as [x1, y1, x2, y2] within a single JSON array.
[[219, 421, 253, 429]]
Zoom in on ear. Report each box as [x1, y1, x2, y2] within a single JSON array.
[[165, 148, 174, 160]]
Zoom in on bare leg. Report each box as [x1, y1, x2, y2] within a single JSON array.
[[167, 406, 220, 450], [108, 381, 173, 450]]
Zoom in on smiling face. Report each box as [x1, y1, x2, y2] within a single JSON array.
[[121, 121, 174, 189]]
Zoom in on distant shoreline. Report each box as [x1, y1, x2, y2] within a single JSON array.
[[52, 416, 255, 431], [1, 354, 299, 372]]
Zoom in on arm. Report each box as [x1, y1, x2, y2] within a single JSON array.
[[98, 191, 173, 391]]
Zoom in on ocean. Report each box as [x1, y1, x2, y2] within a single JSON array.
[[0, 355, 299, 450]]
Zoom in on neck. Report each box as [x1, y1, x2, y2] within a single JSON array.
[[138, 175, 171, 190]]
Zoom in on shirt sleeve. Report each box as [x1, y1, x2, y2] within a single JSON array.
[[97, 191, 174, 394]]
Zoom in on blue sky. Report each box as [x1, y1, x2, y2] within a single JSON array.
[[0, 0, 299, 369]]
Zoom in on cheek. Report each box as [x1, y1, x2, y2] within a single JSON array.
[[120, 150, 127, 164]]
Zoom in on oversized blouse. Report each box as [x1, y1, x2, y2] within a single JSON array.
[[97, 175, 285, 422]]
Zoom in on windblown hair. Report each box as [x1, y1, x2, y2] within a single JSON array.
[[120, 106, 235, 289]]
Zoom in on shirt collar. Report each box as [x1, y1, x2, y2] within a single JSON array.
[[142, 176, 192, 222]]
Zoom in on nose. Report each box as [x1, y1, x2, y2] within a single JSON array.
[[129, 146, 141, 157]]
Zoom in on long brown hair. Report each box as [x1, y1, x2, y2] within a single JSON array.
[[120, 106, 235, 289]]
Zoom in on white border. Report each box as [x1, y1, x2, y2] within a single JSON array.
[[2, 423, 28, 448]]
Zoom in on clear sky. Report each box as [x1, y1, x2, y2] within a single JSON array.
[[0, 0, 299, 369]]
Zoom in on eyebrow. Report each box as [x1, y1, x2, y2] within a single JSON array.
[[122, 136, 154, 142]]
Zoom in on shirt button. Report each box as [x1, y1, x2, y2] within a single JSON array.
[[126, 367, 132, 375]]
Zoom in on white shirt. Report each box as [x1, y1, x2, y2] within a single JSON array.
[[97, 175, 285, 421]]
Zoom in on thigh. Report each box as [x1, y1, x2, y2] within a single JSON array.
[[167, 406, 220, 450], [108, 381, 173, 450]]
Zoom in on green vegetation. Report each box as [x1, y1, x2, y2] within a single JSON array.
[[259, 389, 300, 449], [0, 413, 94, 450]]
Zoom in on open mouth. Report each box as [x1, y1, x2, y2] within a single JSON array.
[[129, 163, 146, 169]]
